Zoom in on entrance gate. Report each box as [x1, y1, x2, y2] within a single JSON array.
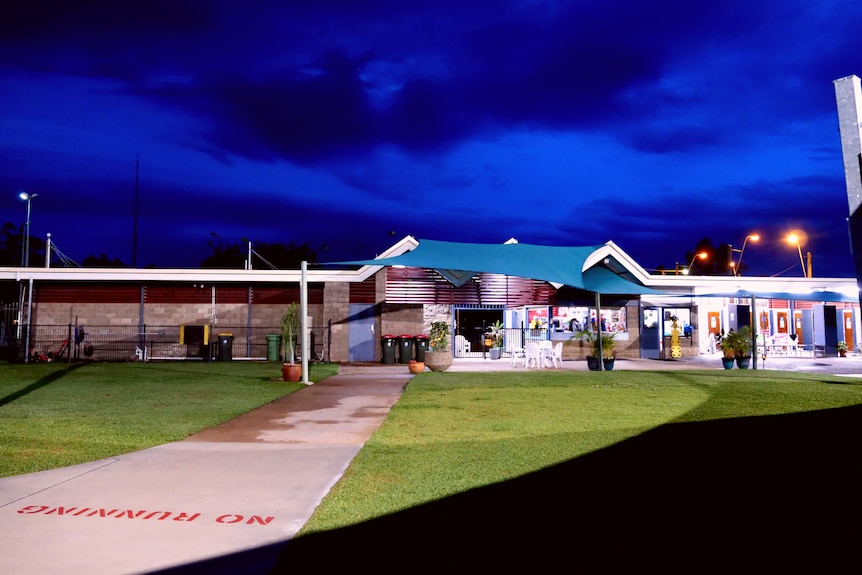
[[454, 306, 503, 358], [1, 302, 19, 360]]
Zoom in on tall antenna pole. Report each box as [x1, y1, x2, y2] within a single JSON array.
[[132, 154, 139, 267]]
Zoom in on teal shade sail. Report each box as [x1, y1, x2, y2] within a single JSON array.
[[331, 238, 661, 295]]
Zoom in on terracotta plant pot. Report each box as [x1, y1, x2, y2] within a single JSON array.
[[409, 361, 425, 374], [282, 364, 302, 382]]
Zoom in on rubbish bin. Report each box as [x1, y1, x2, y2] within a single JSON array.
[[217, 333, 234, 361], [381, 334, 396, 364], [266, 333, 281, 362], [414, 334, 429, 362], [397, 334, 414, 364]]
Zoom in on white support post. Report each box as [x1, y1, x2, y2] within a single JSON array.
[[750, 294, 758, 370], [301, 261, 310, 384], [595, 291, 603, 370]]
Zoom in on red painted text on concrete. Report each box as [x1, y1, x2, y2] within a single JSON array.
[[17, 505, 272, 526]]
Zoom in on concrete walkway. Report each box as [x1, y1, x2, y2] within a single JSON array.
[[0, 364, 411, 575], [1, 355, 860, 574]]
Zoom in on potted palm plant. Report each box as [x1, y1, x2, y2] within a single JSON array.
[[424, 321, 452, 371], [727, 325, 752, 369], [720, 331, 736, 369], [281, 302, 302, 382], [573, 329, 616, 371], [486, 320, 504, 360], [600, 331, 616, 371]]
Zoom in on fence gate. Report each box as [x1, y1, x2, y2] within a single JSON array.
[[1, 302, 19, 358]]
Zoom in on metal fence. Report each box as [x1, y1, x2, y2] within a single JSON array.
[[1, 302, 18, 361], [454, 327, 551, 358], [18, 323, 331, 364]]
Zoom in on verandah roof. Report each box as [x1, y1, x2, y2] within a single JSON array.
[[689, 289, 857, 303]]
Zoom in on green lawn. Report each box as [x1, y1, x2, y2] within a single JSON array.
[[0, 360, 338, 477], [299, 368, 862, 534], [4, 360, 861, 550]]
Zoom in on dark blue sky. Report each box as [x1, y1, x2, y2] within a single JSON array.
[[1, 1, 860, 277]]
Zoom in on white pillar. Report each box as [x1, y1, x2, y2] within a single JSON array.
[[301, 261, 310, 384]]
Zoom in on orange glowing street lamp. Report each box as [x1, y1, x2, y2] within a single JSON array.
[[733, 234, 760, 276], [682, 251, 708, 275], [786, 232, 811, 278]]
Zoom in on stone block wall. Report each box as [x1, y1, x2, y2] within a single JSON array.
[[324, 282, 350, 362], [380, 303, 424, 338], [33, 301, 332, 332], [423, 304, 452, 350], [32, 303, 141, 326]]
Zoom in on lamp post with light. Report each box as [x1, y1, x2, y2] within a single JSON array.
[[682, 251, 708, 275], [16, 190, 38, 361], [786, 233, 811, 278], [18, 190, 38, 267], [732, 234, 760, 276]]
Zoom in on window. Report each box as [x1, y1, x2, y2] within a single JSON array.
[[662, 309, 692, 337]]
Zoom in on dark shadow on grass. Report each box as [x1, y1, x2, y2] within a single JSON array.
[[146, 542, 286, 575], [140, 402, 862, 574], [0, 363, 86, 407], [268, 404, 862, 572]]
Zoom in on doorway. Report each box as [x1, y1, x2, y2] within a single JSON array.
[[707, 311, 721, 338], [843, 310, 855, 351], [793, 311, 805, 345], [641, 307, 661, 359], [776, 311, 789, 334], [348, 303, 376, 362], [455, 308, 503, 357]]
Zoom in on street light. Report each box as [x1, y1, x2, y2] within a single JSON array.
[[18, 190, 38, 267], [682, 251, 708, 275], [786, 233, 809, 278], [733, 234, 760, 276]]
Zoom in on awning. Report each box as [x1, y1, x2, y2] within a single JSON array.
[[582, 266, 657, 295], [331, 238, 661, 295], [691, 289, 858, 303]]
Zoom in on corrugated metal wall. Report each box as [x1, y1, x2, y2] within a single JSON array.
[[385, 267, 555, 306], [349, 276, 376, 304]]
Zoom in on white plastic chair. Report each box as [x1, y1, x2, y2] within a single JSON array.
[[524, 341, 541, 368], [511, 346, 527, 367], [550, 342, 563, 368], [455, 335, 471, 357], [538, 340, 554, 368]]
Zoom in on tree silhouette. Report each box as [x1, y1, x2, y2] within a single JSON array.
[[682, 238, 734, 276], [0, 221, 45, 267], [82, 253, 127, 267]]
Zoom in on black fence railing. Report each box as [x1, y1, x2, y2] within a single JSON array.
[[18, 323, 331, 364]]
